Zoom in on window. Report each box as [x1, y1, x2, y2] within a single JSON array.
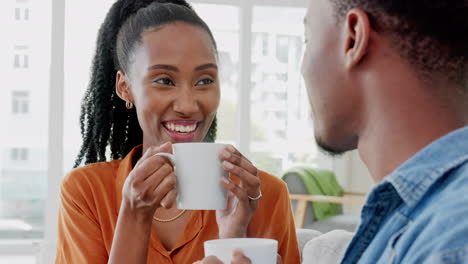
[[14, 45, 29, 69], [15, 7, 30, 21], [192, 4, 240, 145], [250, 6, 316, 176], [1, 0, 51, 263], [253, 33, 269, 59], [12, 91, 30, 115], [15, 0, 30, 21], [10, 148, 29, 161], [193, 3, 315, 177]]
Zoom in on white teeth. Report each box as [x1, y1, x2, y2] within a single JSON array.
[[166, 123, 196, 133]]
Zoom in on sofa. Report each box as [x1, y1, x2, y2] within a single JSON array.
[[296, 228, 354, 263], [283, 170, 362, 233]]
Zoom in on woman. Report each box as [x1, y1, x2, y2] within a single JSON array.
[[55, 0, 299, 263]]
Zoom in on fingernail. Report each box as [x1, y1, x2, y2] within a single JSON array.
[[160, 202, 166, 208], [223, 161, 234, 170], [232, 248, 244, 256], [227, 145, 236, 153], [221, 150, 231, 159], [222, 177, 230, 184]]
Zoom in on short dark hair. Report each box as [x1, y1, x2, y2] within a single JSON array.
[[74, 0, 218, 167], [330, 0, 468, 93]]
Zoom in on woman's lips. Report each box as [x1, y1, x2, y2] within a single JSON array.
[[162, 120, 200, 142]]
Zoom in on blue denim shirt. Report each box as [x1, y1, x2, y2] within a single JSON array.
[[341, 126, 468, 264]]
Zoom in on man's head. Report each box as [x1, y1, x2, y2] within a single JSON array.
[[301, 0, 468, 155]]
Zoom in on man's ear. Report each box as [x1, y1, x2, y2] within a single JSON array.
[[115, 70, 134, 104], [343, 8, 371, 69]]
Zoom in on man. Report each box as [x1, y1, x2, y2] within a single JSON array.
[[198, 0, 468, 263]]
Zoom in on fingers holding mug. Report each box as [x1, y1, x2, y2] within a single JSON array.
[[220, 159, 261, 202], [220, 145, 258, 176], [231, 249, 252, 264], [152, 171, 177, 207]]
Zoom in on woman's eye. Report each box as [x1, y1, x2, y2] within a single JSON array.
[[154, 78, 174, 86], [196, 79, 214, 86]]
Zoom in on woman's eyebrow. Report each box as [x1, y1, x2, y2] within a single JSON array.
[[146, 63, 218, 72], [147, 64, 179, 72], [195, 63, 218, 71]]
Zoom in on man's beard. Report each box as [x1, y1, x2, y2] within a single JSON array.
[[315, 135, 346, 157]]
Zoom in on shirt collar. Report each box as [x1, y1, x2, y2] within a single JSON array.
[[383, 126, 468, 207]]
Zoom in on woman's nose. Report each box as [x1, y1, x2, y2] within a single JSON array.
[[173, 87, 200, 116]]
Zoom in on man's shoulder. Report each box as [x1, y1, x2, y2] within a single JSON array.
[[432, 161, 468, 209], [401, 162, 468, 263], [414, 161, 468, 221]]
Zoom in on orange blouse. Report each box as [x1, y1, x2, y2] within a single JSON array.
[[55, 145, 300, 263]]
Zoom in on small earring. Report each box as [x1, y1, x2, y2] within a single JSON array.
[[126, 101, 133, 109]]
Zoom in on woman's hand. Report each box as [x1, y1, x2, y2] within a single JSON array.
[[121, 142, 177, 219], [217, 145, 261, 238], [109, 142, 176, 264]]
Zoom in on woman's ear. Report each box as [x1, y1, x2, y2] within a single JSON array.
[[343, 8, 371, 69], [115, 70, 134, 103]]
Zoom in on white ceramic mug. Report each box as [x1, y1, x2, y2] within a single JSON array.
[[154, 143, 228, 210], [204, 238, 278, 264]]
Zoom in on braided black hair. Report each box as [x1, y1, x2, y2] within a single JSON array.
[[74, 0, 218, 167]]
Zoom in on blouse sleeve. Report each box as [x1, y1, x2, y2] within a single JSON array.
[[55, 171, 108, 264], [276, 181, 301, 263]]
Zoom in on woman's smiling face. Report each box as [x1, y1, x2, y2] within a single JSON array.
[[117, 22, 220, 147]]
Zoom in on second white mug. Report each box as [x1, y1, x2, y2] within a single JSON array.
[[204, 238, 278, 264]]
